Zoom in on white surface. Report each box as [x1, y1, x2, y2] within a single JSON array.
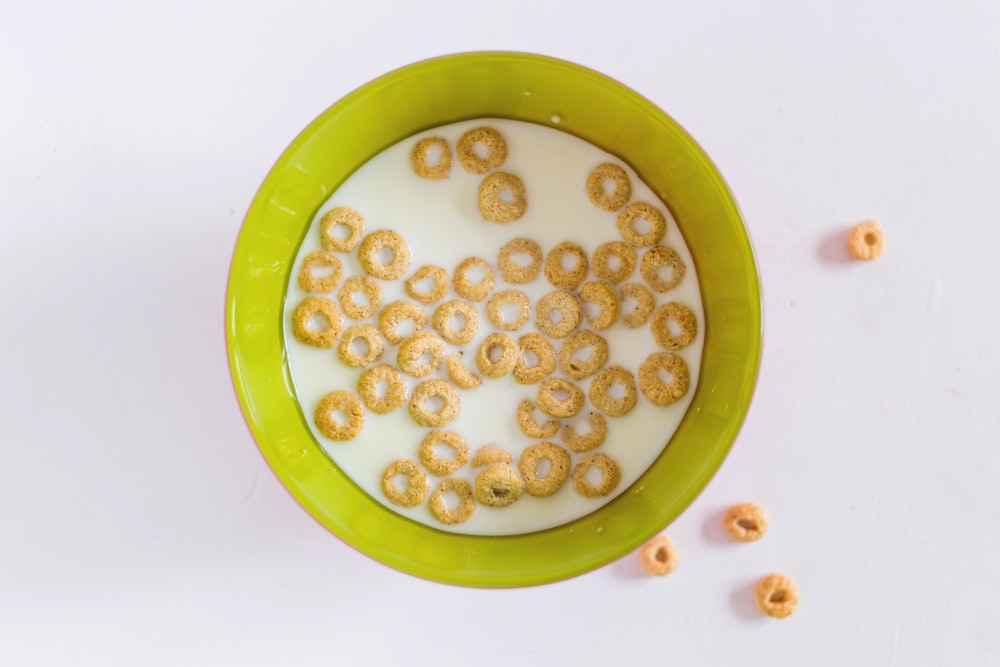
[[2, 0, 998, 664]]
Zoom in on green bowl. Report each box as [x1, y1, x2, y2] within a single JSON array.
[[226, 52, 761, 587]]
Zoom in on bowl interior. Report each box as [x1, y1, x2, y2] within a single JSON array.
[[226, 52, 761, 587]]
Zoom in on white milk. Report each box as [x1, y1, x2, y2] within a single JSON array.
[[283, 119, 704, 535]]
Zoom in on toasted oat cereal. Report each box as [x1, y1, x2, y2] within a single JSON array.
[[314, 390, 365, 441], [640, 246, 686, 293], [432, 300, 479, 346], [319, 207, 365, 253], [409, 379, 461, 428], [479, 172, 527, 223], [338, 275, 382, 320], [537, 377, 585, 419], [428, 478, 475, 525], [617, 202, 666, 247], [337, 324, 385, 368], [486, 289, 531, 331], [397, 332, 446, 378], [558, 330, 609, 380], [457, 126, 507, 174], [378, 300, 428, 345], [358, 230, 412, 281], [638, 352, 690, 406], [516, 399, 561, 439], [543, 241, 589, 290], [589, 365, 638, 417], [579, 281, 619, 331], [561, 411, 607, 453], [513, 332, 557, 384], [471, 445, 514, 468], [519, 442, 571, 497], [535, 290, 582, 339], [404, 264, 450, 305], [754, 574, 799, 619], [475, 332, 518, 378], [592, 241, 637, 284], [572, 453, 621, 498], [291, 296, 343, 348], [497, 237, 543, 284], [847, 219, 884, 260], [723, 503, 769, 542], [586, 163, 632, 212], [619, 282, 655, 328], [357, 364, 409, 414], [445, 352, 483, 390], [297, 251, 342, 293], [650, 302, 698, 351], [639, 535, 679, 576], [453, 256, 495, 302], [475, 463, 524, 508], [410, 136, 452, 180], [381, 459, 429, 508], [419, 430, 469, 476]]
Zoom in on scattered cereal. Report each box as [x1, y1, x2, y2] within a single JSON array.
[[291, 296, 343, 348], [445, 352, 483, 390], [537, 377, 585, 418], [561, 411, 607, 453], [358, 230, 412, 281], [475, 463, 525, 508], [572, 453, 621, 498], [519, 442, 571, 497], [543, 241, 589, 290], [754, 574, 799, 619], [516, 399, 561, 439], [404, 264, 450, 305], [410, 136, 452, 180], [513, 332, 557, 384], [432, 300, 479, 346], [586, 163, 632, 212], [397, 332, 446, 378], [579, 281, 620, 331], [357, 364, 409, 414], [639, 535, 679, 576], [471, 445, 514, 468], [618, 282, 655, 328], [640, 246, 686, 293], [650, 302, 698, 351], [638, 352, 690, 406], [592, 241, 637, 284], [456, 126, 507, 174], [338, 275, 382, 320], [337, 324, 385, 368], [589, 365, 638, 417], [478, 172, 527, 223], [428, 478, 475, 525], [297, 251, 342, 293], [723, 503, 769, 542], [314, 390, 365, 441], [617, 202, 666, 247], [847, 219, 884, 260], [535, 290, 582, 339], [558, 330, 609, 380], [486, 289, 531, 331], [381, 459, 429, 507], [319, 207, 366, 253], [378, 300, 428, 345], [497, 237, 543, 284], [453, 256, 496, 302], [409, 379, 461, 428], [419, 430, 470, 476], [475, 332, 518, 379]]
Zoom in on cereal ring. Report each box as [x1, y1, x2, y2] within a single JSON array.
[[497, 237, 543, 284], [397, 332, 446, 378], [518, 442, 571, 497], [404, 264, 450, 305], [536, 377, 585, 419], [378, 300, 428, 345], [558, 330, 609, 380], [337, 324, 385, 368], [453, 257, 495, 302], [428, 478, 475, 525], [358, 230, 411, 281], [639, 535, 679, 576], [319, 207, 365, 253], [754, 574, 799, 619], [592, 241, 636, 284], [409, 379, 461, 428], [589, 366, 638, 417], [297, 251, 342, 293], [432, 300, 479, 346], [478, 172, 527, 223], [543, 241, 589, 290], [617, 202, 666, 247], [586, 163, 632, 212], [650, 302, 698, 351], [579, 281, 619, 331], [572, 453, 621, 498], [457, 126, 508, 174], [638, 352, 690, 406], [445, 352, 483, 390], [486, 289, 531, 331], [619, 282, 655, 328], [640, 246, 686, 293], [723, 503, 769, 542], [516, 399, 561, 439], [381, 459, 429, 508], [338, 275, 382, 320], [513, 333, 557, 384], [535, 290, 582, 339], [471, 445, 513, 468], [357, 364, 409, 414], [847, 219, 885, 260], [419, 430, 469, 476], [475, 463, 524, 508], [314, 390, 365, 441], [291, 297, 343, 348], [561, 411, 607, 453], [410, 136, 452, 180], [475, 332, 518, 378]]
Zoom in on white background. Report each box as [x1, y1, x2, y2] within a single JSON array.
[[2, 1, 998, 664]]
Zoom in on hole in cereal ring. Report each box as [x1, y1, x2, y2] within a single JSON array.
[[655, 547, 669, 563], [737, 518, 758, 531], [864, 232, 877, 246], [769, 590, 787, 603]]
